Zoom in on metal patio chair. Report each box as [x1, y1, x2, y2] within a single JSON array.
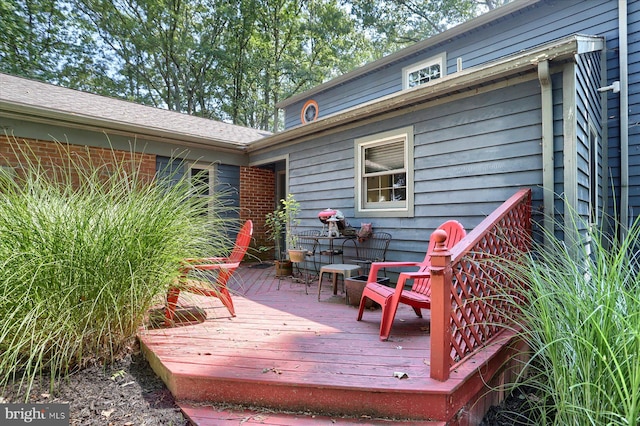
[[341, 231, 392, 276]]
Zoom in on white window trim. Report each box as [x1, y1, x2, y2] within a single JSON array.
[[354, 126, 414, 218], [402, 52, 447, 90], [188, 162, 216, 213]]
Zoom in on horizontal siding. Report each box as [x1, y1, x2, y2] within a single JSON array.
[[284, 79, 543, 263], [283, 0, 618, 130], [575, 51, 603, 225]]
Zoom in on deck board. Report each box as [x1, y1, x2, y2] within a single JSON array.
[[138, 263, 520, 424]]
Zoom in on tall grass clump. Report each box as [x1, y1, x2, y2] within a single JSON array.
[[0, 141, 234, 395], [498, 212, 640, 425]]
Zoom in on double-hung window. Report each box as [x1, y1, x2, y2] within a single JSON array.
[[403, 53, 446, 89], [355, 126, 414, 217]]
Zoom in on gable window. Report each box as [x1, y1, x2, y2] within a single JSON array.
[[188, 162, 215, 214], [301, 99, 319, 124], [355, 126, 414, 218], [402, 53, 446, 89]]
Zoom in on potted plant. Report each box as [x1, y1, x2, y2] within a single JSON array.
[[265, 202, 291, 276], [265, 193, 306, 275], [281, 194, 307, 263]]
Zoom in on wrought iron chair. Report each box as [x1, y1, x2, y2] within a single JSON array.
[[341, 232, 392, 276], [164, 220, 253, 326], [296, 229, 322, 275], [357, 220, 466, 341], [277, 229, 321, 294]]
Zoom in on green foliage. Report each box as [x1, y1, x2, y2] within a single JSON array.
[[265, 206, 286, 259], [0, 0, 92, 82], [0, 0, 507, 131], [0, 140, 233, 397], [348, 0, 505, 53], [497, 212, 640, 425], [281, 194, 300, 249], [264, 194, 300, 259]]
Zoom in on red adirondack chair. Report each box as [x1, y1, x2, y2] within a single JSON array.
[[164, 220, 253, 326], [357, 220, 466, 341]]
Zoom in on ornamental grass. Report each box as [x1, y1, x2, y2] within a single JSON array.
[[0, 140, 233, 397], [497, 211, 640, 425]]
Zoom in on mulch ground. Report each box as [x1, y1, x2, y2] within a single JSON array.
[[1, 344, 188, 426]]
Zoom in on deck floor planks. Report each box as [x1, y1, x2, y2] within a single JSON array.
[[139, 264, 515, 423]]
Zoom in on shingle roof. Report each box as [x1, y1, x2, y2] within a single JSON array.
[[0, 73, 270, 150]]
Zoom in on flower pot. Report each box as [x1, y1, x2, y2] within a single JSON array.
[[275, 260, 292, 277], [345, 275, 390, 308], [288, 249, 307, 263]]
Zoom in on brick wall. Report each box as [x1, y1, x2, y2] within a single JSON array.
[[240, 166, 275, 260], [1, 135, 273, 260], [0, 136, 156, 183]]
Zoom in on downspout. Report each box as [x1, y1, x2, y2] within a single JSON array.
[[619, 0, 630, 233], [538, 60, 554, 241]]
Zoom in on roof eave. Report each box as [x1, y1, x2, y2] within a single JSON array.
[[0, 103, 250, 153], [250, 34, 603, 152]]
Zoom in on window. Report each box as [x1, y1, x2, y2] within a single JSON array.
[[188, 163, 215, 214], [355, 126, 414, 217], [402, 53, 446, 89]]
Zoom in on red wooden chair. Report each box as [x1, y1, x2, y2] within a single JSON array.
[[164, 220, 253, 326], [357, 220, 466, 341]]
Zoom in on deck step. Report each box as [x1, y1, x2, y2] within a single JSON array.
[[179, 403, 446, 425]]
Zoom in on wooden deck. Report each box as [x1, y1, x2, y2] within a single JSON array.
[[138, 263, 522, 425]]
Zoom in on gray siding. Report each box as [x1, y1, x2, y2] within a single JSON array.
[[575, 51, 604, 226], [282, 79, 544, 263], [283, 0, 618, 130], [156, 157, 240, 223], [156, 156, 185, 186], [216, 163, 241, 221]]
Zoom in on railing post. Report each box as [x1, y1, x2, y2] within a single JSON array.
[[429, 229, 452, 381]]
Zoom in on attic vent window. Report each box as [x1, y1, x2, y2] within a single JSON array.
[[403, 53, 446, 89], [301, 99, 319, 124]]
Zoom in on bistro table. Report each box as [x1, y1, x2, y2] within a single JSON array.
[[313, 235, 356, 264]]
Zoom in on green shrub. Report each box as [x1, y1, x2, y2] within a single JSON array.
[[0, 141, 233, 395], [499, 213, 640, 425]]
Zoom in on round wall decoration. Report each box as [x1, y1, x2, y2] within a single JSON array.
[[301, 99, 319, 124]]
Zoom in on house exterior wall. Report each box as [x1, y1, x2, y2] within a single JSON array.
[[253, 77, 545, 263], [240, 166, 276, 259], [575, 51, 604, 227], [283, 0, 618, 130], [628, 1, 640, 228], [2, 118, 268, 249], [0, 116, 247, 167], [217, 163, 241, 222], [275, 0, 640, 251], [0, 134, 156, 182]]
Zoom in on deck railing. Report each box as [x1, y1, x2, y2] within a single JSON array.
[[429, 188, 532, 381]]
